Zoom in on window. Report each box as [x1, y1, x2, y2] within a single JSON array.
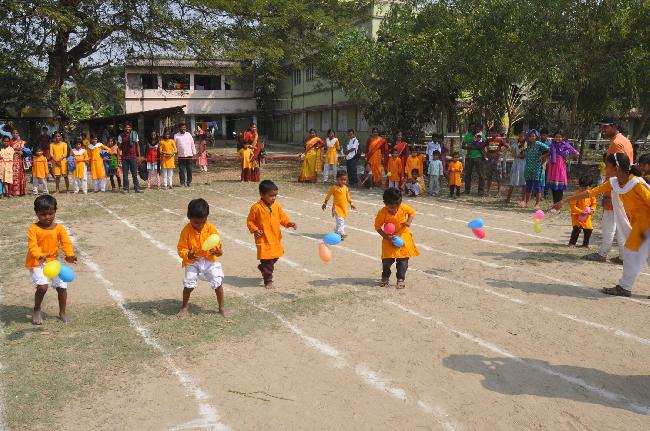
[[224, 76, 253, 91], [194, 75, 221, 90], [293, 113, 303, 132], [337, 109, 348, 131], [293, 69, 302, 86], [306, 65, 316, 82], [141, 74, 158, 89], [321, 110, 331, 132], [162, 74, 190, 91], [357, 111, 369, 132], [126, 73, 140, 90], [307, 111, 317, 131]]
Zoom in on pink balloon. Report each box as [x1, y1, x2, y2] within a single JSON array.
[[534, 210, 545, 220], [472, 228, 486, 239], [318, 243, 331, 263], [578, 214, 588, 222], [582, 206, 592, 215], [383, 223, 396, 235]]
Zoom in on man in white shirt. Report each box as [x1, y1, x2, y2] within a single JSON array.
[[426, 136, 442, 162], [174, 122, 196, 187], [344, 129, 359, 185]]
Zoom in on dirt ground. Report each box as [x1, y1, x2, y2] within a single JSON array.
[[1, 159, 649, 431]]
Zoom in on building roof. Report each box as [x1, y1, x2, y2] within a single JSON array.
[[80, 105, 186, 124], [126, 58, 239, 69]]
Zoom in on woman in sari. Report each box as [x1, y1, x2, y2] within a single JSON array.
[[88, 135, 111, 192], [8, 128, 26, 196], [298, 128, 325, 183], [242, 123, 264, 182], [365, 128, 388, 187], [393, 131, 410, 187]]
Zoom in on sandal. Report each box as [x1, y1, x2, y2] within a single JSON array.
[[380, 279, 390, 288], [396, 280, 406, 289], [602, 285, 631, 297]]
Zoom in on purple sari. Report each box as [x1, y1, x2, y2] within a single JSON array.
[[546, 140, 577, 190]]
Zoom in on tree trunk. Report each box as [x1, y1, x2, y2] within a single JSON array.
[[630, 111, 649, 162], [44, 29, 71, 115]]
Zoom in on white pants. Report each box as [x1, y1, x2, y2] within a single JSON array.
[[93, 178, 107, 192], [162, 168, 174, 187], [32, 178, 49, 194], [428, 175, 441, 195], [323, 164, 337, 182], [334, 215, 346, 236], [388, 180, 400, 189], [30, 264, 67, 289], [598, 210, 625, 258], [406, 182, 422, 196], [183, 258, 224, 289], [73, 176, 87, 193], [618, 228, 650, 291]]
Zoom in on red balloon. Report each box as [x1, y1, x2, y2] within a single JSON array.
[[472, 228, 486, 239], [318, 243, 332, 262], [383, 223, 396, 235]]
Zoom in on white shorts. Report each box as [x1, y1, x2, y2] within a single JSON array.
[[183, 258, 224, 289], [30, 264, 67, 289]]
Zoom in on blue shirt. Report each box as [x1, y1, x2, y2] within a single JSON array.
[[428, 159, 443, 176]]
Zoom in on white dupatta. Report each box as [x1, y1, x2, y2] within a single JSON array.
[[609, 176, 650, 242]]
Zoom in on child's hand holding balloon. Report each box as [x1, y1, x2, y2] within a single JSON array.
[[208, 246, 223, 257], [65, 255, 77, 264]]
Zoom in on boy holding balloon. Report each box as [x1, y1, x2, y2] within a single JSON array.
[[177, 198, 226, 318], [374, 188, 419, 289], [247, 180, 297, 289], [322, 171, 356, 239], [26, 195, 77, 325]]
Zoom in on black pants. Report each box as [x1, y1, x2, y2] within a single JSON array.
[[122, 158, 140, 191], [464, 158, 485, 195], [449, 186, 461, 197], [258, 258, 278, 285], [178, 158, 193, 186], [382, 258, 409, 281], [569, 226, 593, 246], [346, 158, 358, 185], [551, 189, 564, 203]]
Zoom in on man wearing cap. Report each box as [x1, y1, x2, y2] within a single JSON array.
[[582, 116, 634, 263]]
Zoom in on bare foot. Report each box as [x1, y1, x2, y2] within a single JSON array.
[[177, 307, 189, 319], [218, 308, 230, 318], [32, 310, 43, 325], [396, 280, 406, 289], [58, 313, 70, 324], [264, 282, 274, 289], [567, 244, 576, 248]]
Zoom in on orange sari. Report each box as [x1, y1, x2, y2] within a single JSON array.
[[366, 136, 388, 186], [298, 136, 324, 182]]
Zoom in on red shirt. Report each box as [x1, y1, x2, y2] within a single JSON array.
[[120, 132, 138, 159]]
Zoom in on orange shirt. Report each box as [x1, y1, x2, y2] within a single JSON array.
[[367, 137, 387, 166], [589, 177, 650, 251], [570, 190, 597, 229], [31, 155, 49, 179], [177, 222, 220, 267], [324, 184, 352, 218], [387, 157, 403, 181], [404, 155, 424, 179], [25, 224, 74, 269], [374, 204, 419, 259], [448, 160, 463, 186], [247, 200, 292, 259]]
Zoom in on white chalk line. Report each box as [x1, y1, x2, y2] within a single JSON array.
[[103, 196, 460, 430], [210, 191, 650, 347], [62, 215, 228, 431], [0, 282, 6, 430], [384, 300, 650, 416]]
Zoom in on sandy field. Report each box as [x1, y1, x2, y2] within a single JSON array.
[[1, 160, 649, 431]]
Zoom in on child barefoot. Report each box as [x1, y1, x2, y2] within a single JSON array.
[[405, 169, 424, 197], [447, 152, 463, 198], [374, 188, 419, 289], [568, 175, 597, 248], [247, 180, 296, 289], [322, 171, 356, 239], [177, 198, 226, 318], [26, 195, 77, 324]]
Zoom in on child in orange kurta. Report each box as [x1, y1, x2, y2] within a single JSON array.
[[569, 175, 597, 247], [374, 188, 419, 289], [322, 171, 356, 239], [448, 152, 463, 198], [31, 148, 50, 195], [387, 149, 403, 189], [176, 198, 226, 318], [404, 151, 424, 180], [239, 144, 254, 182], [26, 195, 77, 325], [247, 180, 296, 289]]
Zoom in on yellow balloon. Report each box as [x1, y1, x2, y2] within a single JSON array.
[[201, 233, 221, 251], [43, 260, 61, 279], [533, 220, 542, 233], [387, 171, 392, 177]]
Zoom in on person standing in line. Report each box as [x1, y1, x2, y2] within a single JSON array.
[[427, 151, 443, 196], [118, 122, 141, 193], [175, 122, 196, 187], [322, 129, 341, 183], [365, 128, 388, 187], [582, 116, 634, 264], [504, 131, 527, 204], [344, 129, 359, 186], [463, 132, 487, 196], [49, 132, 70, 194], [159, 130, 177, 189], [8, 128, 27, 196]]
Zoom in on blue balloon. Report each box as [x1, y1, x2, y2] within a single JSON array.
[[467, 218, 485, 229], [58, 265, 75, 283], [323, 232, 341, 246], [391, 235, 404, 248]]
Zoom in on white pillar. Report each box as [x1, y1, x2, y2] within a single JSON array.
[[221, 115, 227, 139], [189, 115, 196, 134]]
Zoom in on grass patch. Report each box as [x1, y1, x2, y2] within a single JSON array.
[[1, 305, 156, 430]]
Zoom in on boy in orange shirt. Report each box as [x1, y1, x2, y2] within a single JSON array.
[[31, 148, 50, 195], [374, 188, 419, 289], [569, 175, 597, 247], [322, 171, 356, 239], [247, 180, 296, 289], [176, 198, 226, 318], [386, 149, 403, 189], [26, 195, 77, 324], [448, 152, 464, 198]]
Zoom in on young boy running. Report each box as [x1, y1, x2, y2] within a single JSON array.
[[26, 195, 77, 324], [247, 180, 297, 289], [177, 198, 226, 318], [322, 171, 357, 239]]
